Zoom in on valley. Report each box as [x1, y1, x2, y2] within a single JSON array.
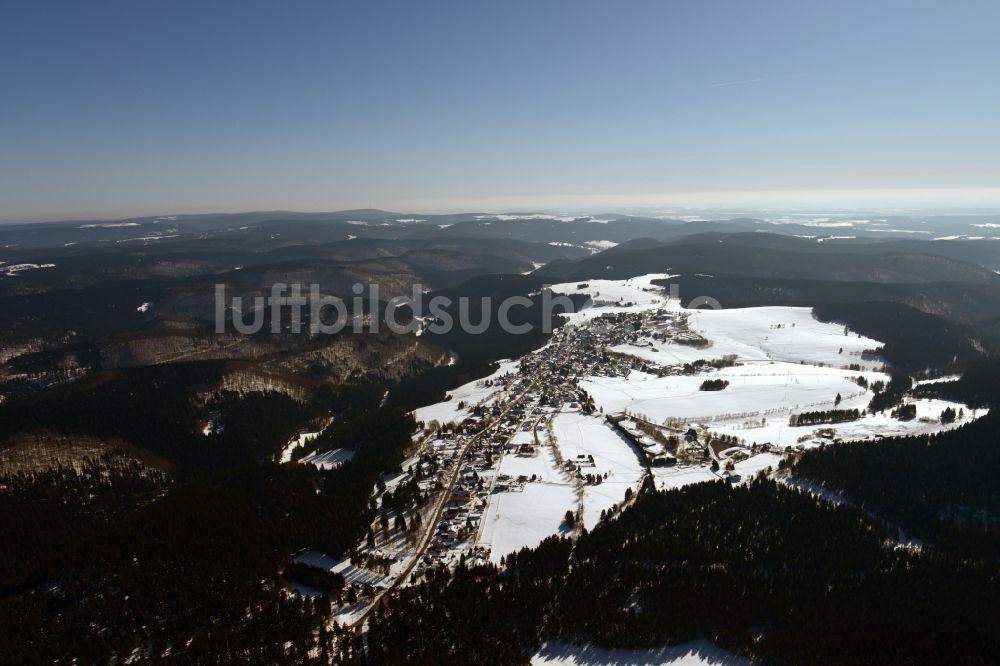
[[6, 3, 1000, 660], [3, 210, 1000, 664], [286, 273, 983, 638]]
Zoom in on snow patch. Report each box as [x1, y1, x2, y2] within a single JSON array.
[[300, 448, 354, 470], [533, 640, 750, 666], [4, 263, 56, 276]]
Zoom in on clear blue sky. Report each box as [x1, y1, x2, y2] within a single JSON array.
[[2, 0, 999, 221]]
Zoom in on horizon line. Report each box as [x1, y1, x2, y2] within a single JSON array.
[[4, 187, 1000, 225]]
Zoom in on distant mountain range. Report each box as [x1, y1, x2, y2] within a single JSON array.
[[4, 208, 1000, 251]]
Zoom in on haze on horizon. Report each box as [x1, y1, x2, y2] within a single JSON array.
[[2, 0, 998, 222]]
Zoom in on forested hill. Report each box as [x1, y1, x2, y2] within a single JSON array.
[[534, 233, 1000, 284], [363, 478, 1000, 665], [357, 358, 1000, 665], [812, 301, 987, 373]]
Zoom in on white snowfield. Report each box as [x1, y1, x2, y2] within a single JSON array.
[[413, 358, 520, 426], [3, 262, 56, 276], [650, 466, 720, 490], [280, 429, 323, 463], [479, 441, 577, 564], [551, 410, 645, 529], [413, 273, 984, 570], [549, 274, 676, 321], [480, 409, 647, 563], [915, 374, 961, 386], [292, 549, 393, 624], [705, 397, 982, 449], [497, 436, 566, 484], [612, 306, 884, 371], [532, 640, 751, 666], [650, 451, 785, 491], [557, 275, 980, 451], [300, 448, 354, 470], [551, 276, 880, 369], [583, 364, 876, 426]]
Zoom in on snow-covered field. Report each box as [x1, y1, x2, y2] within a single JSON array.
[[583, 364, 875, 426], [651, 466, 721, 490], [552, 276, 880, 369], [561, 276, 980, 452], [416, 273, 985, 565], [413, 358, 520, 426], [497, 438, 566, 484], [532, 640, 750, 666], [707, 398, 982, 449], [292, 550, 394, 624], [3, 262, 56, 276], [479, 441, 577, 564], [280, 429, 324, 463], [611, 306, 883, 371], [300, 448, 354, 470], [479, 408, 649, 562], [550, 274, 676, 321], [650, 452, 785, 491], [551, 410, 645, 528], [582, 365, 980, 451]]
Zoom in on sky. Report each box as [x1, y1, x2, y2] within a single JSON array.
[[1, 0, 999, 222]]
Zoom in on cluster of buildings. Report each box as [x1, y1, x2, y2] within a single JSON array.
[[323, 300, 755, 614]]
